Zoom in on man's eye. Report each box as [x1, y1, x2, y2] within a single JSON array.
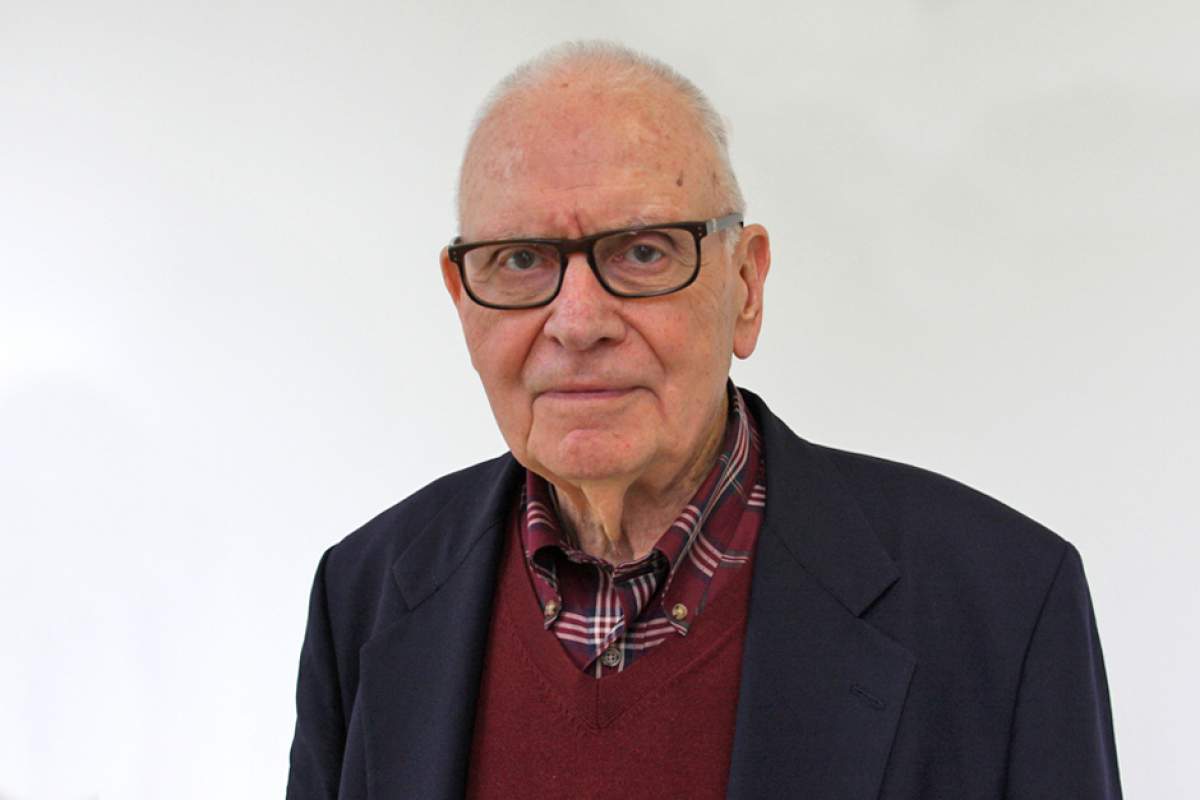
[[624, 243, 665, 265], [501, 249, 542, 271]]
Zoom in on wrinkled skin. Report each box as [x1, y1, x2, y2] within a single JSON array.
[[442, 74, 771, 563]]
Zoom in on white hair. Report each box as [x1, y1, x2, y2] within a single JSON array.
[[457, 40, 746, 255]]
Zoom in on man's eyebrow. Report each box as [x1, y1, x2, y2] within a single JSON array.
[[476, 215, 670, 241], [608, 214, 658, 230]]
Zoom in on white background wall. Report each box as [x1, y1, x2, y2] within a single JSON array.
[[2, 1, 1195, 797]]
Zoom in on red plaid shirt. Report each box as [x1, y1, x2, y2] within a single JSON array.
[[516, 384, 766, 677]]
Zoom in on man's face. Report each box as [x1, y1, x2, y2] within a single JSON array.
[[442, 79, 768, 491]]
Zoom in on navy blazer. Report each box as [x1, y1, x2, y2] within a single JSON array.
[[287, 390, 1121, 799]]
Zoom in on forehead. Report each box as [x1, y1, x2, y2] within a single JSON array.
[[460, 79, 721, 240]]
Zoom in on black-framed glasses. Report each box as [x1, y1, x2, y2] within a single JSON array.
[[446, 213, 744, 309]]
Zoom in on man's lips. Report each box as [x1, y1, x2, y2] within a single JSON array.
[[537, 385, 637, 401]]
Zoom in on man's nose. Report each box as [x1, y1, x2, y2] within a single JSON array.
[[541, 253, 626, 351]]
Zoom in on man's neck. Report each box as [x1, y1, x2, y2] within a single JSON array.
[[548, 393, 729, 564]]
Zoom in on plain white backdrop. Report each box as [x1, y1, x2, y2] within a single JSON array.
[[2, 1, 1196, 797]]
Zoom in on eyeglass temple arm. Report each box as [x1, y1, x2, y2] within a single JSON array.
[[706, 213, 744, 234]]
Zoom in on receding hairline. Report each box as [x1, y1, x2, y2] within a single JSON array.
[[455, 41, 746, 233]]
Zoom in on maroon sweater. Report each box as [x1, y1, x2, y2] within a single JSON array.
[[466, 516, 756, 799]]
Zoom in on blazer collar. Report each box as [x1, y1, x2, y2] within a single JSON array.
[[391, 454, 523, 609], [729, 389, 914, 800], [359, 455, 521, 799], [391, 389, 899, 617], [741, 388, 899, 615]]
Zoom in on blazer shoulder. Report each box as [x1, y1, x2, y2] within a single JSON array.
[[804, 442, 1092, 674], [815, 443, 1070, 584], [321, 453, 516, 585], [291, 453, 518, 730]]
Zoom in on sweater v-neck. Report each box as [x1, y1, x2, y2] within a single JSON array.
[[494, 513, 755, 729]]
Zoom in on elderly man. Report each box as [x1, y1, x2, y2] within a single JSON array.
[[287, 43, 1121, 799]]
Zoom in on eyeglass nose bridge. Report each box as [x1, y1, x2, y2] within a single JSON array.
[[548, 242, 611, 303]]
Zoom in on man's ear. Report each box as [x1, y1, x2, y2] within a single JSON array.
[[440, 247, 464, 305], [732, 224, 771, 359]]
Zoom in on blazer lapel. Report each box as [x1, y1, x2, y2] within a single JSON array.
[[728, 393, 916, 800], [357, 455, 522, 799]]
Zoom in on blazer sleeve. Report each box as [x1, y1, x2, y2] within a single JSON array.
[[1004, 543, 1123, 799], [287, 548, 347, 800]]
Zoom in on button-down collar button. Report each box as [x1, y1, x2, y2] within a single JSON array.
[[671, 603, 689, 621], [600, 646, 621, 668], [543, 599, 560, 620]]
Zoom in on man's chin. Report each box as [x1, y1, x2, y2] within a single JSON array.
[[527, 428, 652, 487]]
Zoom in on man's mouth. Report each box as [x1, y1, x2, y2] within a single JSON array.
[[539, 385, 636, 401]]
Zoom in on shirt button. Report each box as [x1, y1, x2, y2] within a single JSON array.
[[671, 603, 689, 621], [600, 646, 621, 668], [543, 599, 559, 620]]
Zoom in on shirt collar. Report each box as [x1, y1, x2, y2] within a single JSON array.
[[518, 381, 763, 632]]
